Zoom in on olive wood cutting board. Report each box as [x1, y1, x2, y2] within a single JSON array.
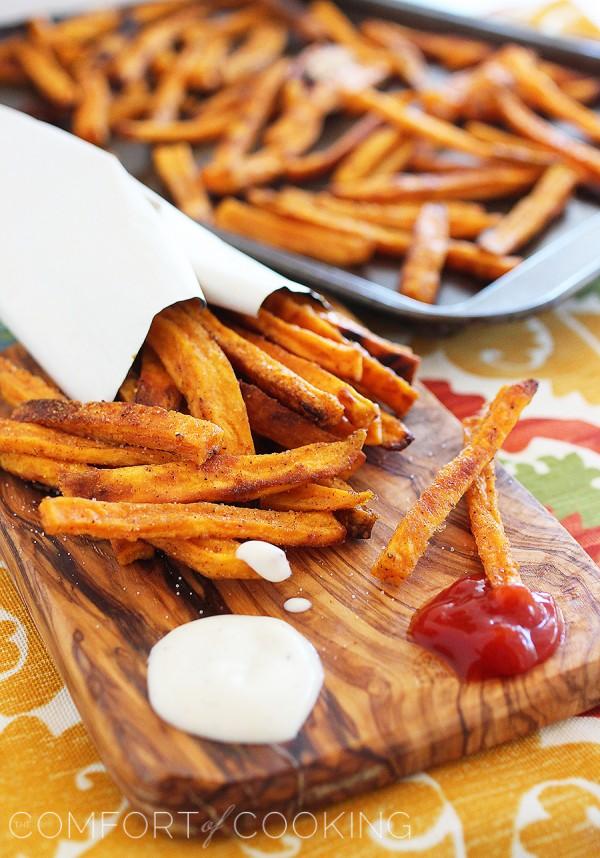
[[1, 344, 599, 832]]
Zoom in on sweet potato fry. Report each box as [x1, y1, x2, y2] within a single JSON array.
[[222, 23, 288, 84], [240, 382, 342, 448], [399, 203, 449, 303], [501, 46, 600, 143], [263, 79, 337, 156], [71, 61, 111, 146], [0, 452, 90, 489], [108, 80, 150, 126], [15, 39, 79, 108], [198, 309, 344, 427], [151, 538, 259, 579], [463, 417, 521, 587], [283, 114, 382, 182], [152, 143, 212, 221], [361, 19, 490, 70], [58, 431, 367, 504], [118, 372, 138, 404], [261, 482, 374, 511], [236, 308, 363, 381], [117, 109, 234, 143], [478, 163, 578, 255], [333, 126, 406, 183], [320, 310, 420, 383], [359, 19, 428, 89], [332, 164, 541, 201], [336, 503, 378, 539], [134, 346, 182, 412], [148, 304, 254, 454], [0, 356, 64, 406], [237, 327, 378, 429], [357, 353, 418, 417], [495, 88, 600, 181], [215, 198, 375, 267], [464, 119, 554, 156], [316, 195, 500, 239], [372, 140, 415, 176], [379, 410, 413, 451], [264, 292, 345, 342], [40, 497, 347, 546], [308, 1, 391, 75], [186, 33, 230, 91], [372, 379, 538, 583], [0, 418, 174, 466], [12, 400, 223, 464], [112, 538, 155, 566]]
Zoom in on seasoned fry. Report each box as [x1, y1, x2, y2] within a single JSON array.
[[222, 23, 288, 84], [361, 19, 490, 70], [237, 327, 379, 429], [153, 143, 212, 221], [15, 39, 79, 108], [40, 497, 347, 546], [58, 431, 367, 504], [264, 292, 345, 342], [72, 61, 111, 146], [336, 503, 378, 539], [333, 126, 406, 183], [0, 418, 174, 466], [134, 346, 182, 412], [495, 88, 600, 181], [186, 33, 230, 90], [399, 203, 449, 303], [151, 538, 259, 579], [236, 308, 364, 381], [501, 46, 600, 143], [148, 304, 254, 454], [264, 79, 337, 156], [308, 1, 391, 74], [0, 356, 64, 407], [215, 198, 375, 267], [359, 19, 427, 88], [332, 164, 541, 201], [358, 353, 418, 416], [379, 410, 413, 451], [316, 195, 501, 239], [0, 452, 90, 489], [463, 417, 521, 588], [198, 309, 345, 427], [283, 114, 382, 182], [112, 538, 155, 566], [117, 109, 234, 143], [478, 164, 578, 255], [12, 400, 223, 464], [261, 482, 374, 511], [109, 80, 150, 126], [372, 379, 538, 583]]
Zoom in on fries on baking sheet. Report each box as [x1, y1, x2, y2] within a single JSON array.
[[2, 0, 596, 308]]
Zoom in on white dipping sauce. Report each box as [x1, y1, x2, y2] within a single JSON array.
[[235, 541, 291, 582], [147, 615, 323, 744], [284, 597, 312, 613]]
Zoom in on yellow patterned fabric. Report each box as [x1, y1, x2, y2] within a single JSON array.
[[1, 282, 600, 855]]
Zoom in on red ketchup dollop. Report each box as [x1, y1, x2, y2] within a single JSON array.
[[409, 574, 564, 680]]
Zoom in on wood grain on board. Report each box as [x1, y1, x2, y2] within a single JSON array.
[[0, 344, 599, 831]]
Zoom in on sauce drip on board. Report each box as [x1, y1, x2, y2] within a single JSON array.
[[409, 574, 564, 680]]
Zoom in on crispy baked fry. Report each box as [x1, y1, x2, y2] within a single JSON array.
[[261, 481, 374, 511], [333, 126, 405, 183], [222, 22, 288, 84], [0, 418, 174, 466], [0, 452, 90, 489], [464, 119, 554, 155], [308, 1, 391, 75], [463, 416, 521, 587], [379, 410, 413, 451], [264, 292, 344, 341], [148, 304, 254, 454], [134, 346, 182, 412], [336, 503, 378, 539], [240, 381, 341, 447], [237, 327, 378, 428], [40, 497, 348, 546], [478, 163, 578, 255], [153, 143, 212, 221], [15, 39, 79, 108], [12, 400, 223, 464], [361, 19, 490, 69], [198, 309, 344, 426], [316, 195, 500, 238], [495, 87, 600, 181], [151, 537, 259, 578], [283, 114, 382, 181], [357, 353, 418, 416], [58, 431, 367, 504], [372, 379, 538, 583], [359, 19, 427, 88], [112, 538, 155, 565], [236, 308, 363, 381], [0, 356, 64, 406], [399, 203, 449, 303], [501, 46, 600, 143], [117, 108, 234, 143], [332, 164, 541, 201], [215, 197, 375, 266], [71, 61, 111, 146], [264, 78, 337, 156]]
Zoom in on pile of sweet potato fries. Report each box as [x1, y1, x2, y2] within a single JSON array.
[[1, 0, 598, 304], [0, 295, 420, 577]]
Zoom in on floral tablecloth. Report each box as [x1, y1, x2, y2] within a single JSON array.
[[1, 279, 599, 856]]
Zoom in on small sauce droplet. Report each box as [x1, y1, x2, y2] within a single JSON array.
[[284, 597, 312, 613], [409, 574, 564, 680], [235, 541, 291, 582]]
